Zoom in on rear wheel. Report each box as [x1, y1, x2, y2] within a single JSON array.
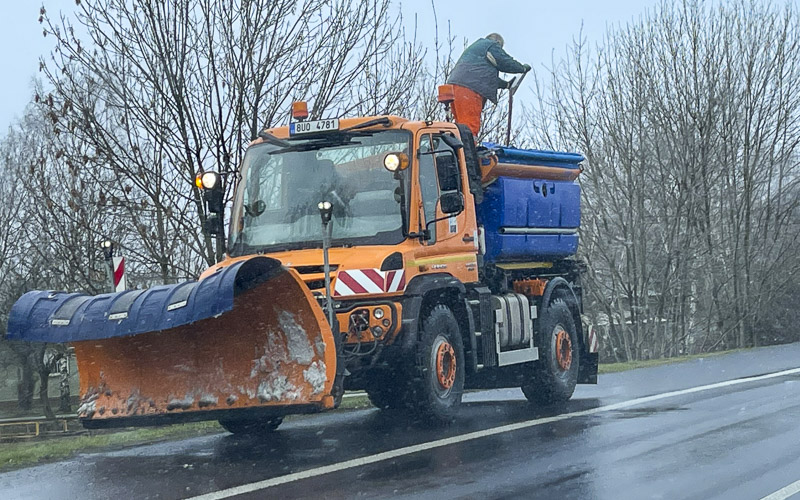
[[218, 416, 283, 435], [522, 299, 579, 405], [407, 305, 465, 421]]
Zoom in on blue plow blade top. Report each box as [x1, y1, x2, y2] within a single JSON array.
[[5, 258, 279, 343]]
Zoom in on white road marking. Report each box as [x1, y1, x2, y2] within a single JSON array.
[[760, 479, 800, 500], [189, 366, 800, 500]]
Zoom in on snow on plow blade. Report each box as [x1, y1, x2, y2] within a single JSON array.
[[7, 257, 337, 427]]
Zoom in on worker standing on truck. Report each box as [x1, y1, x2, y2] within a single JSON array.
[[446, 33, 530, 137]]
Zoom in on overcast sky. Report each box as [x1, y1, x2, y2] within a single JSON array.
[[0, 0, 664, 132]]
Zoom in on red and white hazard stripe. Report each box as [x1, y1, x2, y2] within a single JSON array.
[[334, 269, 384, 296], [587, 325, 599, 353], [333, 269, 406, 297], [113, 256, 126, 292], [384, 270, 406, 293]]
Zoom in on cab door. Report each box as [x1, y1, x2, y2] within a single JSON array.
[[411, 129, 478, 282]]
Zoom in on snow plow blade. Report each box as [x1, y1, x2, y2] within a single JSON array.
[[6, 257, 337, 427]]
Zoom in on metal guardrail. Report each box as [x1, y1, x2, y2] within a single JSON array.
[[0, 414, 77, 438], [342, 391, 365, 399]]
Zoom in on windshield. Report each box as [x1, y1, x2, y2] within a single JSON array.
[[229, 130, 410, 254]]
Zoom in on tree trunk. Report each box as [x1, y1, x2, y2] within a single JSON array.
[[17, 362, 35, 411], [58, 356, 71, 413], [38, 369, 55, 420]]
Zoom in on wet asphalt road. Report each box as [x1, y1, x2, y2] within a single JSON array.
[[2, 344, 800, 500]]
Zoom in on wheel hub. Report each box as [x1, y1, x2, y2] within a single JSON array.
[[435, 340, 457, 390], [555, 327, 572, 371]]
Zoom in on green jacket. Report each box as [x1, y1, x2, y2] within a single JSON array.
[[447, 38, 527, 104]]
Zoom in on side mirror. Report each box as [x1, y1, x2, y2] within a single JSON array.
[[440, 191, 464, 214], [439, 133, 464, 151], [435, 152, 460, 192]]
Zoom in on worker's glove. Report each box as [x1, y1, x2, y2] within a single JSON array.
[[522, 63, 531, 72]]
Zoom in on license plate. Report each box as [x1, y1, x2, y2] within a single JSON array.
[[290, 119, 340, 136]]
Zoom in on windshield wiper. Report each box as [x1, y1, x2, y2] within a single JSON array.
[[270, 135, 366, 154], [258, 129, 291, 148], [342, 116, 392, 132]]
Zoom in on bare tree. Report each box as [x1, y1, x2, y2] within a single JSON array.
[[527, 0, 800, 360], [0, 101, 105, 416], [38, 0, 426, 279]]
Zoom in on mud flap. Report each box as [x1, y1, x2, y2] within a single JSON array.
[[7, 257, 337, 424]]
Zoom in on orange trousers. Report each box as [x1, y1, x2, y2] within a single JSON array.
[[451, 85, 485, 137]]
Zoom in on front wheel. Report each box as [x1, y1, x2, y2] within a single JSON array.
[[407, 305, 465, 422], [218, 416, 283, 435], [522, 299, 579, 405]]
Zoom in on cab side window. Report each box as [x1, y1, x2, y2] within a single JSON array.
[[418, 134, 439, 242]]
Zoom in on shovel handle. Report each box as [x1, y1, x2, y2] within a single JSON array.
[[505, 91, 514, 146], [505, 69, 529, 146], [508, 69, 528, 97]]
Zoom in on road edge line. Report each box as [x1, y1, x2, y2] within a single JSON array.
[[760, 479, 800, 500]]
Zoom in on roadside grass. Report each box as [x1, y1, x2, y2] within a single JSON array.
[[0, 397, 375, 472], [0, 420, 221, 472], [598, 348, 749, 374], [339, 395, 372, 410], [0, 347, 747, 472]]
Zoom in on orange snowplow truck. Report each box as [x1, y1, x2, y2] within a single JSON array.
[[8, 104, 598, 431]]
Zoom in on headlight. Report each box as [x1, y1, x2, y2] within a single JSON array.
[[201, 172, 219, 190], [195, 171, 220, 190], [373, 308, 384, 319], [383, 152, 409, 172]]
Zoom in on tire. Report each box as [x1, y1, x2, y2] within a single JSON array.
[[407, 305, 465, 421], [218, 416, 283, 435], [522, 299, 579, 405]]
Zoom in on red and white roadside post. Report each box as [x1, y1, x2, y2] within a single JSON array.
[[101, 239, 126, 293], [112, 255, 126, 292]]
